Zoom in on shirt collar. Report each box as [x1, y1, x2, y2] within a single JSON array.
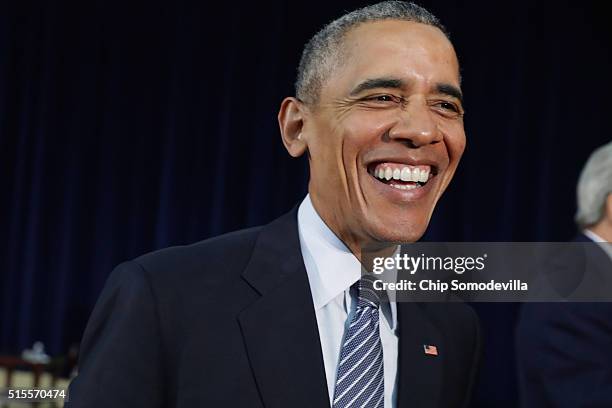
[[583, 229, 612, 260], [584, 229, 607, 243], [297, 195, 397, 329], [298, 195, 360, 310]]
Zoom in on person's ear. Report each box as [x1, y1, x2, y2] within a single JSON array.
[[278, 97, 308, 157]]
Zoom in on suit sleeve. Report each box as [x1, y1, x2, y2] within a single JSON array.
[[516, 303, 612, 407], [65, 261, 165, 407]]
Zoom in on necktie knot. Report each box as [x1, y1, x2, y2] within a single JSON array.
[[357, 275, 381, 309]]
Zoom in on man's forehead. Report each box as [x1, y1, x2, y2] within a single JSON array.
[[333, 21, 460, 92]]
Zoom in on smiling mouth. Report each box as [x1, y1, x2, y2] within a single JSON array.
[[367, 162, 437, 191]]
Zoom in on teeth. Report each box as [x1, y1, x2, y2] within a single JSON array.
[[373, 164, 432, 184], [385, 167, 393, 180], [422, 168, 431, 182], [390, 183, 419, 190]]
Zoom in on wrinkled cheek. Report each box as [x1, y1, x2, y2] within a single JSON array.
[[440, 123, 466, 164], [453, 132, 467, 158], [436, 127, 465, 195], [308, 138, 347, 193], [339, 136, 366, 189]]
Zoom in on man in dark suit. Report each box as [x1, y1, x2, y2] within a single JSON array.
[[516, 141, 612, 407], [66, 2, 481, 407]]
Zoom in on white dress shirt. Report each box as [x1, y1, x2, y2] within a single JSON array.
[[583, 229, 612, 260], [297, 195, 398, 408]]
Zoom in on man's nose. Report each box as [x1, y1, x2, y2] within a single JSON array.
[[387, 101, 441, 147]]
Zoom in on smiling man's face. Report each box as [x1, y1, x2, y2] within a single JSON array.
[[282, 19, 465, 253]]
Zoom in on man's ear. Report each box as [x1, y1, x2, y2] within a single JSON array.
[[278, 97, 308, 157]]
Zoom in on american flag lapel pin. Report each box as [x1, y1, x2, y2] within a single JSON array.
[[423, 344, 438, 356]]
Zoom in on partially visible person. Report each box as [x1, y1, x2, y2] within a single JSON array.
[[516, 141, 612, 407]]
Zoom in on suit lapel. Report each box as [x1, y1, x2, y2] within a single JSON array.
[[396, 302, 445, 407], [238, 209, 330, 408]]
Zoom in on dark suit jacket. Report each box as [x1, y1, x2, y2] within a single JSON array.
[[516, 234, 612, 407], [66, 208, 482, 408]]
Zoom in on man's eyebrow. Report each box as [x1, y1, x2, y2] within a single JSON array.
[[349, 77, 405, 96], [436, 83, 463, 104]]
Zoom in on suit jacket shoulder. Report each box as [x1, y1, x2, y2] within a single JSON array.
[[135, 225, 262, 282], [66, 224, 268, 407]]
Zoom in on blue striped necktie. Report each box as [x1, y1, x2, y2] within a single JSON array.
[[332, 276, 384, 408]]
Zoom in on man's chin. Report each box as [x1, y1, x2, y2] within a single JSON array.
[[364, 218, 429, 245]]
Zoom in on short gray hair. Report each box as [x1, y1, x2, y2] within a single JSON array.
[[575, 141, 612, 228], [295, 1, 447, 105]]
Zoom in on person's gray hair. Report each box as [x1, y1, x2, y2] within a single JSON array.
[[295, 1, 447, 105], [575, 141, 612, 228]]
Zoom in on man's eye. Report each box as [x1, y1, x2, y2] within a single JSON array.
[[438, 101, 459, 112], [365, 94, 400, 103], [375, 95, 394, 102]]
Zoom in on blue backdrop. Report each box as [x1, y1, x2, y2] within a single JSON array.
[[1, 1, 611, 406]]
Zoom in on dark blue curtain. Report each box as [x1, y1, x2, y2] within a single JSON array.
[[1, 1, 610, 406]]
